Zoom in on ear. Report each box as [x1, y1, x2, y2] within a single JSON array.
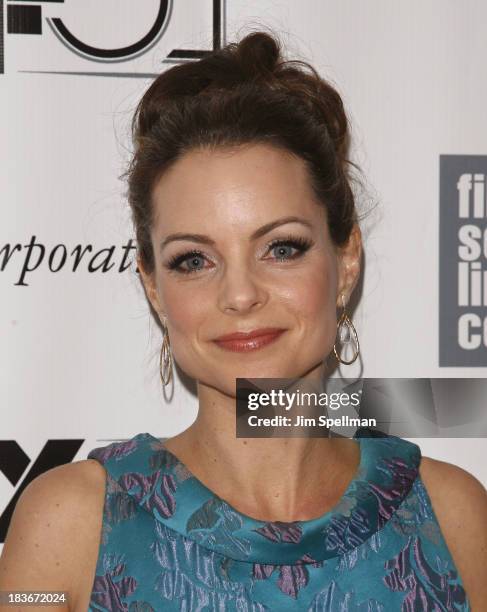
[[336, 223, 362, 307], [137, 256, 166, 319]]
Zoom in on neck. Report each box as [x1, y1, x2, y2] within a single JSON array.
[[162, 367, 361, 522]]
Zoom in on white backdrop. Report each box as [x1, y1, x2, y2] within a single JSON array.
[[2, 0, 486, 552]]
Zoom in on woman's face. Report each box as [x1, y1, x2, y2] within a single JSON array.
[[140, 143, 361, 397]]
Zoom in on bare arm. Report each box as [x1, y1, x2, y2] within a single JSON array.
[[420, 456, 487, 610], [0, 460, 106, 612]]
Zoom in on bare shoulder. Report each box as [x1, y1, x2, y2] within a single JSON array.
[[0, 459, 107, 612], [419, 455, 487, 608]]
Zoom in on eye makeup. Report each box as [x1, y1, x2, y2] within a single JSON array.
[[163, 234, 314, 275]]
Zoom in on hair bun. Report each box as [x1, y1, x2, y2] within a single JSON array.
[[235, 31, 281, 80]]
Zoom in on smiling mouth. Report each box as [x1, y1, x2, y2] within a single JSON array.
[[212, 329, 286, 352]]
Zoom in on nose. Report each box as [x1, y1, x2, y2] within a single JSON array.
[[217, 260, 267, 314]]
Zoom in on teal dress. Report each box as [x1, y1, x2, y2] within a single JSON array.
[[86, 428, 470, 611]]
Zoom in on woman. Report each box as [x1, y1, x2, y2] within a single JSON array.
[[1, 31, 486, 611]]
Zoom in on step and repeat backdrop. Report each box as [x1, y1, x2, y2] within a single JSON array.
[[1, 0, 486, 550]]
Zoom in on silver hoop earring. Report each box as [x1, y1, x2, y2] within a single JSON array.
[[159, 318, 173, 387], [333, 293, 360, 365]]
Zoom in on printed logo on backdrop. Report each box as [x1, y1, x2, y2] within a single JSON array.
[[0, 0, 226, 75], [439, 155, 487, 366]]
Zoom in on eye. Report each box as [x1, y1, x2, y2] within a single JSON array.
[[164, 234, 313, 276], [265, 235, 313, 262], [165, 250, 211, 275]]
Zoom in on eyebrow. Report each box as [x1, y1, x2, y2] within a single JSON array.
[[159, 216, 314, 251]]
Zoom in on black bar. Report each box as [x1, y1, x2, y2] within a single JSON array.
[[7, 4, 42, 34], [0, 0, 4, 73], [213, 0, 221, 50]]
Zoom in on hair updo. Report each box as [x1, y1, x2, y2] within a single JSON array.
[[125, 29, 362, 276]]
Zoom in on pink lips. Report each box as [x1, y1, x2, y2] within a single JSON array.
[[213, 328, 286, 352]]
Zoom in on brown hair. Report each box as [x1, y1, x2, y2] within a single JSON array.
[[124, 29, 363, 276]]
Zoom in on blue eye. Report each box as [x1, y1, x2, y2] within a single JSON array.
[[165, 235, 313, 275], [166, 251, 207, 274], [267, 237, 312, 261]]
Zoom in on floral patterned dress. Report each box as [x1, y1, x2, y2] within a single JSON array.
[[85, 428, 470, 611]]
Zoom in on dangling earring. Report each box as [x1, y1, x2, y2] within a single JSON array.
[[333, 293, 360, 365], [159, 317, 173, 387]]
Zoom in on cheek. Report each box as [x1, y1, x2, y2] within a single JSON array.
[[158, 284, 207, 378], [282, 258, 337, 317], [161, 283, 205, 335], [281, 259, 338, 352]]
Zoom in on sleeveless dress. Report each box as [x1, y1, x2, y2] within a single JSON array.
[[85, 428, 470, 611]]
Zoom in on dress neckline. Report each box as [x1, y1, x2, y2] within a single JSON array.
[[91, 427, 421, 565], [137, 428, 420, 564], [156, 433, 364, 524]]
